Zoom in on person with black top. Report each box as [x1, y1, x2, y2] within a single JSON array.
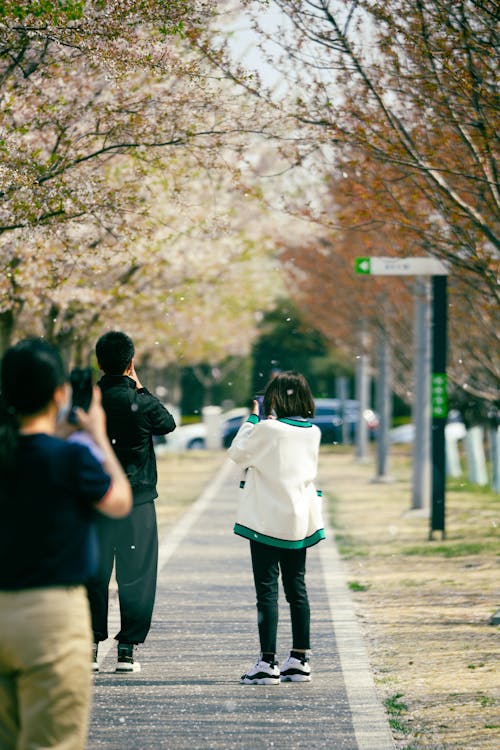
[[87, 331, 176, 673], [0, 337, 132, 750]]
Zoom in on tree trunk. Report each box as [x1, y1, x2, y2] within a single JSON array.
[[0, 310, 15, 356]]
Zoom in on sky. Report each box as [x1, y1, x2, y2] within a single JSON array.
[[222, 1, 288, 95]]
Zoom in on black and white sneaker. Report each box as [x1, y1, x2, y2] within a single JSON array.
[[240, 659, 280, 685], [280, 655, 311, 682], [115, 643, 141, 673], [92, 642, 99, 673]]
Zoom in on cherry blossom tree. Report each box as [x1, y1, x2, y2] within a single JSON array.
[[237, 0, 498, 287], [230, 0, 499, 407], [3, 144, 291, 372], [0, 1, 291, 368]]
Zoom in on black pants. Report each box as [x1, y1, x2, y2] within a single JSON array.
[[250, 539, 310, 655], [87, 502, 158, 644]]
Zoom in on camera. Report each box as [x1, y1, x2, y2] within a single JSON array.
[[69, 367, 93, 424]]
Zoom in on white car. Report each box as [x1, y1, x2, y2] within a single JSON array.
[[154, 407, 249, 453], [389, 423, 415, 444]]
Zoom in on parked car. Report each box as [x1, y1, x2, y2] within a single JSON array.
[[155, 399, 378, 453], [154, 408, 248, 454], [222, 413, 249, 447], [222, 398, 378, 447], [312, 398, 378, 444], [388, 423, 415, 444]]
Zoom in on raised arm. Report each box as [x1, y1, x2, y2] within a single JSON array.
[[75, 387, 132, 518]]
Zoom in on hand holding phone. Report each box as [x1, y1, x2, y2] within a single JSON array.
[[254, 395, 266, 419], [69, 367, 93, 424]]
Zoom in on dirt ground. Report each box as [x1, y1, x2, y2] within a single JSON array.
[[319, 446, 499, 750], [155, 448, 499, 749]]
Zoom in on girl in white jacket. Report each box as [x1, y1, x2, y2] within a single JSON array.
[[228, 371, 325, 685]]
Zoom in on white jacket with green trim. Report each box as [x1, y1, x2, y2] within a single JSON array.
[[228, 414, 325, 549]]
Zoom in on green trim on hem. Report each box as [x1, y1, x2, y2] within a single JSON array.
[[234, 523, 325, 549], [246, 414, 259, 424]]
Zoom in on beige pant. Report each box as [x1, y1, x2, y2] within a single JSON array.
[[0, 586, 92, 750]]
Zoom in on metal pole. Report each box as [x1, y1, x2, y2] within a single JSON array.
[[336, 376, 349, 445], [355, 325, 370, 461], [488, 409, 500, 493], [411, 279, 431, 510], [375, 327, 392, 479], [430, 275, 448, 538]]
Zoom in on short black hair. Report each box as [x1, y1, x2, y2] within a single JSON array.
[[1, 337, 67, 415], [263, 371, 315, 419], [96, 331, 134, 376], [0, 338, 67, 470]]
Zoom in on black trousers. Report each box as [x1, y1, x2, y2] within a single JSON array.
[[87, 502, 158, 645], [250, 539, 310, 655]]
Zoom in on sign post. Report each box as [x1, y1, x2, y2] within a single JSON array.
[[355, 257, 449, 538], [430, 276, 448, 537]]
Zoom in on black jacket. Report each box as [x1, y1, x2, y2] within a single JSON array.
[[98, 374, 176, 505]]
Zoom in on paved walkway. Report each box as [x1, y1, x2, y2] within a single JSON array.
[[88, 461, 395, 750]]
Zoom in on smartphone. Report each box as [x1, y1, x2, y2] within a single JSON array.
[[69, 367, 93, 424], [254, 394, 266, 419]]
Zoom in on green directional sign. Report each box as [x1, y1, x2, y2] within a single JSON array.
[[431, 373, 448, 418], [354, 256, 449, 275], [355, 257, 371, 274]]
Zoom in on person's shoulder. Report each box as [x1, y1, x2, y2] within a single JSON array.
[[62, 438, 107, 479], [26, 433, 87, 463], [258, 418, 283, 433], [273, 419, 321, 438], [64, 439, 90, 460], [27, 433, 69, 452], [99, 377, 135, 405], [98, 374, 131, 393], [270, 418, 314, 428]]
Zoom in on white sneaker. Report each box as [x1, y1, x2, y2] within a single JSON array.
[[280, 655, 311, 682], [240, 659, 280, 685], [115, 643, 141, 673]]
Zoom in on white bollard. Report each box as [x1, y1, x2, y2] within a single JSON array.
[[202, 406, 223, 450], [446, 436, 462, 478], [465, 426, 488, 486]]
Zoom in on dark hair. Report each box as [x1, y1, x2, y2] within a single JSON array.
[[0, 338, 67, 470], [263, 370, 315, 419], [96, 331, 134, 376]]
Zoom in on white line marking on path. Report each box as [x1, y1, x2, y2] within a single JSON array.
[[157, 459, 234, 574], [319, 516, 395, 750]]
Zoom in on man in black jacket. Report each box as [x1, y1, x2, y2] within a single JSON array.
[[87, 331, 176, 672]]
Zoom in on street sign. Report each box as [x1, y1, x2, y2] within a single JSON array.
[[354, 256, 450, 538], [431, 373, 448, 418], [355, 257, 449, 276]]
